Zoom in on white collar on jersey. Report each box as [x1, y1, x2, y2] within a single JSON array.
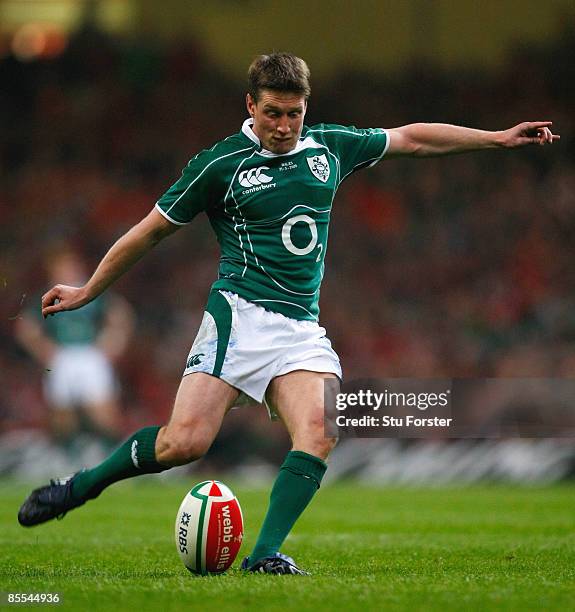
[[241, 118, 323, 158], [242, 118, 261, 146]]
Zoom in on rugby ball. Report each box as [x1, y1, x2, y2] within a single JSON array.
[[175, 480, 243, 575]]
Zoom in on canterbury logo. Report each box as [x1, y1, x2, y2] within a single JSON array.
[[239, 166, 273, 187], [187, 353, 204, 368]]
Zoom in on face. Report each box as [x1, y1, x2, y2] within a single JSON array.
[[47, 253, 86, 284], [247, 89, 307, 154]]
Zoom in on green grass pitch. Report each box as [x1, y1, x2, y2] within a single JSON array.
[[1, 480, 574, 611]]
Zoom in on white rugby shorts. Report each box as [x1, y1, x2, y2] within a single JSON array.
[[44, 346, 117, 409], [183, 291, 342, 404]]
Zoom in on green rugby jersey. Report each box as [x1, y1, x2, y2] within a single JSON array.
[[34, 294, 108, 345], [156, 119, 389, 320]]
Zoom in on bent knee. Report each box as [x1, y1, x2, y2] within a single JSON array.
[[314, 435, 338, 459], [293, 433, 338, 461], [156, 426, 212, 466], [291, 409, 338, 459]]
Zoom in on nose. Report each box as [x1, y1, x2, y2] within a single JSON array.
[[276, 115, 290, 135]]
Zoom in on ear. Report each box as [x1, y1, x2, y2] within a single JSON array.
[[246, 93, 256, 117]]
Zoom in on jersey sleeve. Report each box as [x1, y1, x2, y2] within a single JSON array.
[[307, 124, 389, 183], [155, 150, 220, 225]]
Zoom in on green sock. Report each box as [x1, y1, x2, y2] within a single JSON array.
[[71, 426, 168, 501], [249, 450, 327, 564]]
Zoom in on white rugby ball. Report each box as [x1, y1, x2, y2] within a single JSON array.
[[175, 480, 243, 575]]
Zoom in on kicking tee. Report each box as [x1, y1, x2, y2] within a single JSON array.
[[156, 119, 389, 321]]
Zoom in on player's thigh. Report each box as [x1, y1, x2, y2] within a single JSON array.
[[83, 398, 123, 431], [156, 373, 240, 464], [166, 372, 240, 439], [49, 409, 78, 435], [267, 369, 339, 455]]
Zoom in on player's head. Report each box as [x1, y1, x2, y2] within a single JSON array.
[[246, 53, 310, 154], [248, 53, 311, 102], [44, 245, 87, 284]]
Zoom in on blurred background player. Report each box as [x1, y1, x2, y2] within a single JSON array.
[[15, 247, 134, 451]]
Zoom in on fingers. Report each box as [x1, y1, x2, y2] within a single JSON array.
[[41, 286, 64, 318], [40, 284, 87, 317], [41, 287, 59, 308], [527, 120, 553, 129], [537, 127, 553, 144], [520, 121, 559, 146], [42, 303, 63, 318], [536, 126, 560, 145]]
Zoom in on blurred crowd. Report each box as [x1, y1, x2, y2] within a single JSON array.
[[1, 19, 574, 463]]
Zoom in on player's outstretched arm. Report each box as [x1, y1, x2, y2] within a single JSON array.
[[386, 121, 559, 157], [41, 209, 179, 318]]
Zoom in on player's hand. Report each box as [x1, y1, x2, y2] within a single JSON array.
[[501, 121, 560, 148], [41, 285, 90, 318]]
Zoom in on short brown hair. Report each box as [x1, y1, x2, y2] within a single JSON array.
[[248, 53, 311, 102]]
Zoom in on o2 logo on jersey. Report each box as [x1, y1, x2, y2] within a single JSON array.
[[306, 154, 330, 183], [282, 215, 323, 262], [239, 166, 273, 187]]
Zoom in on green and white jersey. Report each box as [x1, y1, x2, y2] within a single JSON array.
[[156, 119, 389, 321]]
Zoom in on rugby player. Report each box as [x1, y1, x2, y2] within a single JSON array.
[[18, 53, 558, 575], [15, 247, 133, 445]]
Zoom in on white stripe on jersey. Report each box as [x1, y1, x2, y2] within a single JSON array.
[[160, 146, 254, 222]]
